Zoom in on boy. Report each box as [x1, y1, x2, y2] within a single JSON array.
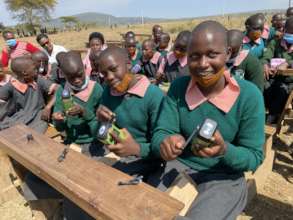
[[141, 39, 163, 83], [149, 21, 265, 220], [52, 51, 103, 156], [31, 51, 52, 79], [89, 49, 103, 83], [0, 57, 57, 132], [243, 14, 266, 58], [1, 30, 40, 73], [157, 32, 172, 56], [124, 37, 142, 74], [271, 13, 286, 40], [159, 31, 191, 83], [152, 25, 163, 47], [227, 29, 264, 91], [261, 17, 293, 123]]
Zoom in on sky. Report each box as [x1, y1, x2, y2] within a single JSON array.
[[0, 0, 290, 25]]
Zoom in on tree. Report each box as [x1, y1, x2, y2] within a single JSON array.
[[60, 16, 78, 29], [5, 0, 57, 33]]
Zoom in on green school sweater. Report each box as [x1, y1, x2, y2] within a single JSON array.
[[100, 84, 164, 158], [53, 83, 103, 144], [261, 39, 293, 83], [231, 53, 264, 92], [152, 76, 265, 173]]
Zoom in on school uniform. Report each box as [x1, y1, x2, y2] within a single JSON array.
[[242, 35, 265, 58], [99, 75, 164, 176], [261, 38, 293, 118], [53, 79, 103, 156], [130, 49, 143, 74], [49, 64, 66, 86], [149, 71, 265, 220], [0, 76, 57, 133], [141, 52, 163, 79], [1, 41, 40, 68], [157, 42, 173, 57], [262, 24, 276, 45], [227, 49, 264, 91], [159, 51, 189, 83], [62, 75, 165, 220]]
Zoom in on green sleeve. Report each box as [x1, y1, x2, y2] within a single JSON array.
[[261, 39, 277, 64], [84, 83, 103, 138], [140, 87, 164, 158], [151, 82, 181, 158], [53, 87, 67, 132], [243, 54, 264, 92], [220, 85, 265, 172]]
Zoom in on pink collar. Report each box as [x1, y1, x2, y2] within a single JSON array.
[[280, 39, 293, 53], [233, 50, 249, 66], [73, 80, 95, 102], [150, 52, 161, 65], [243, 35, 261, 45], [185, 70, 240, 113], [167, 52, 187, 67], [261, 24, 270, 39], [110, 75, 150, 97], [0, 74, 12, 86], [10, 78, 37, 94]]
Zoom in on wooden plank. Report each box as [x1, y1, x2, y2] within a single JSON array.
[[278, 69, 293, 76], [166, 172, 198, 216], [276, 90, 293, 134], [0, 124, 183, 220]]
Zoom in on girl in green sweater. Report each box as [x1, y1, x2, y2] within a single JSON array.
[[150, 21, 265, 220]]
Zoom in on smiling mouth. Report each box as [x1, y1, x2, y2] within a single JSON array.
[[197, 71, 214, 77]]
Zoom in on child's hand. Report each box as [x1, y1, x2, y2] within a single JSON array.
[[41, 107, 51, 122], [264, 64, 272, 80], [96, 105, 115, 122], [107, 128, 140, 157], [160, 135, 186, 161], [67, 105, 85, 117], [52, 112, 65, 121], [192, 130, 227, 158], [277, 62, 289, 71]]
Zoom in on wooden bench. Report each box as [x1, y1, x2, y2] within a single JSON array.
[[276, 89, 293, 134], [0, 124, 183, 220]]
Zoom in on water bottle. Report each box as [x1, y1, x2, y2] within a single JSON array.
[[61, 89, 74, 113]]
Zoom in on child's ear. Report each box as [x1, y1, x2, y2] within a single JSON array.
[[225, 47, 232, 62]]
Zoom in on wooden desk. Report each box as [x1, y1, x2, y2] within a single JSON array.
[[0, 124, 183, 220]]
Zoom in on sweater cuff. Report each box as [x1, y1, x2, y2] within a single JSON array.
[[220, 142, 236, 165], [139, 143, 151, 158]]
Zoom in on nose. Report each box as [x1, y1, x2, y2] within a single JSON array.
[[105, 71, 115, 82], [199, 56, 209, 69]]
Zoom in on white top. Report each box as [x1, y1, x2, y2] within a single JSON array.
[[44, 44, 67, 64]]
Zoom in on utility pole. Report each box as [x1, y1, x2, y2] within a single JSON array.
[[290, 0, 292, 7]]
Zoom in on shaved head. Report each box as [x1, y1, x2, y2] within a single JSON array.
[[142, 39, 156, 50], [59, 51, 84, 76], [227, 30, 244, 49], [99, 47, 128, 65], [190, 20, 228, 49], [32, 51, 48, 62], [11, 57, 34, 74]]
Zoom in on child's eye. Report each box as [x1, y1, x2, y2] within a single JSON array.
[[208, 53, 218, 58]]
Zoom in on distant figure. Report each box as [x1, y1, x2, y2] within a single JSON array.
[[157, 32, 172, 56], [243, 14, 266, 58], [1, 30, 40, 73], [125, 37, 142, 74], [227, 29, 264, 91], [83, 32, 107, 76], [286, 7, 293, 18], [158, 31, 190, 83], [36, 33, 67, 64], [271, 13, 286, 40], [152, 24, 163, 47]]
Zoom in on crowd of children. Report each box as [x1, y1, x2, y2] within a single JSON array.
[[1, 7, 293, 220]]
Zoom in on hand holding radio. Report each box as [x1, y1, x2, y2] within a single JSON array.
[[108, 128, 140, 157], [67, 104, 85, 117], [192, 130, 227, 158], [160, 135, 186, 161], [96, 105, 116, 122]]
